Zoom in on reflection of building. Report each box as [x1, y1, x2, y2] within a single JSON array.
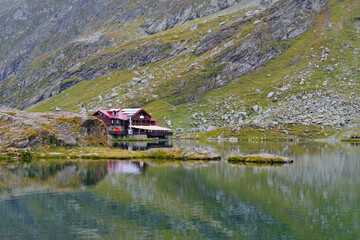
[[108, 161, 147, 175], [112, 141, 173, 151], [91, 108, 172, 139]]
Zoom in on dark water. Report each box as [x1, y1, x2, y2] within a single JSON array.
[[0, 141, 359, 239]]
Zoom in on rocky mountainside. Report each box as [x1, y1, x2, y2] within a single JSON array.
[[0, 0, 359, 138], [0, 0, 252, 108]]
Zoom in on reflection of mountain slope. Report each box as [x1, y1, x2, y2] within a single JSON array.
[[0, 161, 108, 199], [92, 164, 289, 239]]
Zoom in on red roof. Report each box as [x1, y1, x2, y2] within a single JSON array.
[[92, 108, 156, 121], [92, 110, 129, 120]]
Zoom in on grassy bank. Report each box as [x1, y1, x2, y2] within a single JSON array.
[[0, 146, 220, 162]]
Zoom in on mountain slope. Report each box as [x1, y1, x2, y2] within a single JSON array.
[[0, 0, 251, 108], [1, 0, 359, 139]]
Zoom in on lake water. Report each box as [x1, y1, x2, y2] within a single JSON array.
[[0, 141, 359, 239]]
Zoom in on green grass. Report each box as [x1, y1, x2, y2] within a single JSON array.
[[0, 146, 219, 161]]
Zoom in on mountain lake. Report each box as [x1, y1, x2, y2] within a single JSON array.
[[0, 140, 359, 239]]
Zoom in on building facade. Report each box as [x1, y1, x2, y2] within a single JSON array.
[[91, 108, 173, 139]]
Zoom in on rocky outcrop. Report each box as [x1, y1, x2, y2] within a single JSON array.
[[0, 107, 109, 150]]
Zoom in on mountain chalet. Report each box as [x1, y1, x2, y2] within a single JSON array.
[[91, 108, 173, 139]]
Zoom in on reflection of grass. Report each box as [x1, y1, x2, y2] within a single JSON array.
[[341, 139, 360, 143], [228, 162, 291, 167]]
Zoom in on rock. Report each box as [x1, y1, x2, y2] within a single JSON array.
[[252, 105, 259, 112], [190, 24, 198, 30], [229, 137, 238, 142], [130, 77, 141, 86], [267, 92, 275, 98], [16, 140, 29, 148], [206, 125, 217, 132], [341, 44, 352, 49], [166, 119, 172, 127]]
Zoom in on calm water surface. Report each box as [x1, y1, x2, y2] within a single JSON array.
[[0, 141, 359, 239]]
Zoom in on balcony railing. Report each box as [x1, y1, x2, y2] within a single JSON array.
[[108, 130, 172, 136]]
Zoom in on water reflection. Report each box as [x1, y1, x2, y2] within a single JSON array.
[[0, 160, 147, 199], [0, 142, 359, 239], [108, 161, 147, 175], [112, 140, 172, 150], [344, 142, 360, 147]]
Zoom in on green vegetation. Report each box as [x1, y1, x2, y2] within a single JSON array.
[[227, 155, 293, 164], [20, 150, 33, 162]]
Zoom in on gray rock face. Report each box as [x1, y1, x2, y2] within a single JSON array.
[[194, 27, 235, 56]]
